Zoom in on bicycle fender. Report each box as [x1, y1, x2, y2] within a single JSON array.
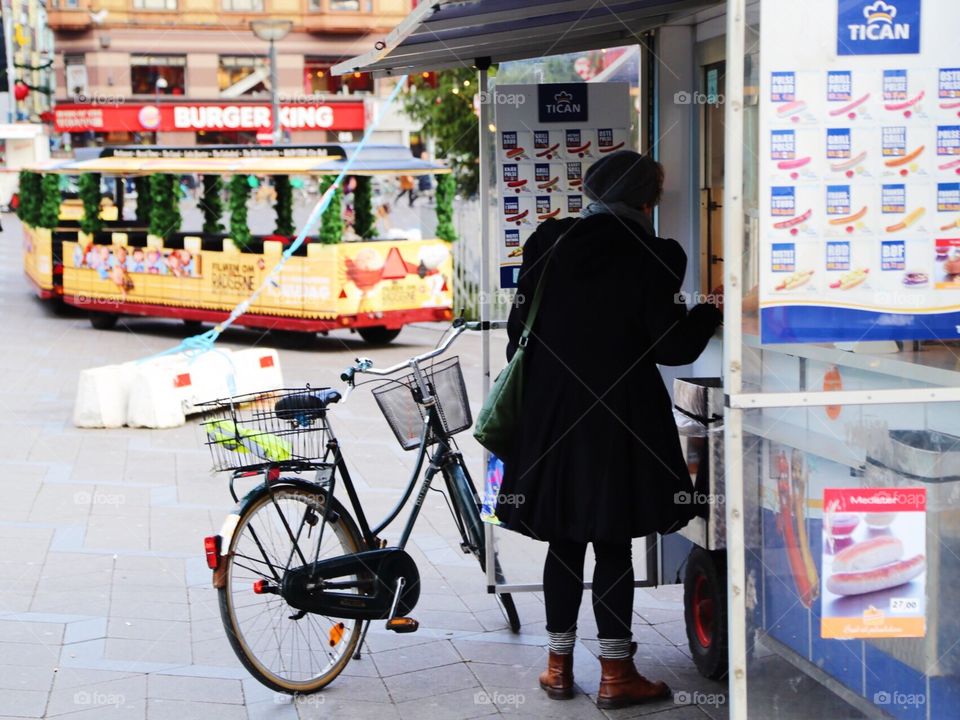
[[211, 477, 341, 589]]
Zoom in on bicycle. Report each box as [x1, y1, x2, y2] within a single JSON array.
[[200, 321, 521, 694]]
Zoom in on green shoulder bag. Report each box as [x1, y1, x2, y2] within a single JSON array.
[[472, 266, 548, 459]]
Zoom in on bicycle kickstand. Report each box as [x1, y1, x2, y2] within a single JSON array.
[[353, 620, 372, 660]]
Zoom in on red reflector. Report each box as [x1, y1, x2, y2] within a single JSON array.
[[267, 466, 280, 482], [253, 579, 267, 594], [174, 373, 191, 388], [204, 535, 220, 569], [259, 355, 274, 368]]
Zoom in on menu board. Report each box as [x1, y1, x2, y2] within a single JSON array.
[[759, 0, 960, 342], [494, 83, 631, 288]]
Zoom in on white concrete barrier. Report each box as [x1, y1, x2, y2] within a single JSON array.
[[74, 348, 284, 429]]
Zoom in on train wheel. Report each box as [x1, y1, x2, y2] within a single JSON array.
[[683, 547, 728, 680], [89, 313, 119, 330]]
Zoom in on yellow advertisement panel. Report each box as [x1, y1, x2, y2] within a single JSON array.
[[337, 241, 453, 316], [22, 225, 54, 292], [61, 238, 453, 321]]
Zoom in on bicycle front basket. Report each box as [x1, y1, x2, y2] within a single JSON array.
[[372, 356, 472, 451]]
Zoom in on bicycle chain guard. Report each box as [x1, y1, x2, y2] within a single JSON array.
[[281, 547, 421, 621]]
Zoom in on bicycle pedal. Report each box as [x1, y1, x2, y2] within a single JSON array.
[[385, 616, 419, 633]]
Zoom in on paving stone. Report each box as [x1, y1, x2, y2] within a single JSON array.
[[396, 686, 502, 720], [372, 639, 463, 677], [0, 688, 46, 717], [147, 674, 243, 704], [383, 661, 479, 703], [146, 698, 248, 720]]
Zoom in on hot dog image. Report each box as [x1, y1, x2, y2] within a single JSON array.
[[506, 178, 528, 193], [599, 140, 626, 153], [776, 100, 807, 118], [941, 100, 960, 110], [567, 141, 592, 157], [827, 554, 925, 597], [776, 156, 811, 170], [831, 536, 903, 572], [902, 272, 928, 287], [829, 93, 870, 117], [830, 151, 867, 172], [827, 206, 868, 226], [537, 208, 561, 221], [829, 268, 869, 290], [940, 217, 960, 232], [775, 269, 814, 291], [884, 145, 924, 167], [505, 147, 528, 160], [772, 208, 812, 230], [774, 451, 818, 608], [938, 157, 960, 171], [884, 90, 924, 113], [537, 177, 560, 190], [885, 207, 925, 232], [535, 143, 560, 158]]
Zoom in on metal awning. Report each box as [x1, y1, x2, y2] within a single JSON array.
[[332, 0, 721, 77], [27, 144, 449, 177]]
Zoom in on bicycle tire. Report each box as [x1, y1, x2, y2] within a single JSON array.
[[218, 483, 365, 694], [445, 463, 521, 634]]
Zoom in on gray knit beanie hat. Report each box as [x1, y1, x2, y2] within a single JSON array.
[[582, 150, 663, 208]]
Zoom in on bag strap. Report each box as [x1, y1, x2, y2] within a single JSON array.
[[518, 221, 570, 348]]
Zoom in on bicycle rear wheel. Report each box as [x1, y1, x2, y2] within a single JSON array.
[[445, 463, 521, 634], [219, 484, 365, 694]]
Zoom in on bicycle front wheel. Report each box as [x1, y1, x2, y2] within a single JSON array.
[[219, 484, 365, 694]]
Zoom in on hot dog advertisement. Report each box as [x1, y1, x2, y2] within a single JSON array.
[[821, 487, 926, 638], [495, 82, 631, 288], [760, 0, 960, 342]]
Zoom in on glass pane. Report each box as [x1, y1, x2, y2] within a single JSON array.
[[738, 402, 960, 719]]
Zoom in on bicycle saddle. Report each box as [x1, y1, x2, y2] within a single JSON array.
[[275, 388, 342, 423]]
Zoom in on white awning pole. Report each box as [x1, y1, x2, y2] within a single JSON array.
[[478, 61, 497, 589], [722, 0, 748, 719]]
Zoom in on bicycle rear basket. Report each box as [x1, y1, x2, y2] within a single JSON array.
[[372, 356, 472, 451], [198, 388, 334, 472]]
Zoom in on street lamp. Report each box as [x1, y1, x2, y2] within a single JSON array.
[[250, 19, 293, 145], [155, 76, 168, 106]]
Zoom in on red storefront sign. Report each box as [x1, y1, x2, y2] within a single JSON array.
[[53, 101, 365, 133]]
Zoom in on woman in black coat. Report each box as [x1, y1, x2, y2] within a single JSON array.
[[495, 151, 721, 709]]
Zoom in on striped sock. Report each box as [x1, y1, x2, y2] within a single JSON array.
[[598, 636, 632, 660], [548, 629, 576, 655]]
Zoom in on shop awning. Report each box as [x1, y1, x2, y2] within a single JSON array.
[[331, 0, 722, 77], [27, 143, 449, 177]]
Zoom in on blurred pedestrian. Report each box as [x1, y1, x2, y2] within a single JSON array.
[[396, 175, 417, 207]]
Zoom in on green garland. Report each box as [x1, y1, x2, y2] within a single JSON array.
[[352, 175, 375, 239], [37, 174, 62, 229], [318, 177, 343, 245], [78, 173, 104, 235], [228, 174, 252, 248], [148, 174, 181, 239], [201, 174, 224, 234], [434, 173, 457, 242], [16, 170, 42, 226], [135, 176, 153, 225], [273, 175, 294, 236]]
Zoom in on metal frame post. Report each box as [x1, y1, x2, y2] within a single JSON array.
[[476, 58, 497, 590], [722, 0, 748, 718]]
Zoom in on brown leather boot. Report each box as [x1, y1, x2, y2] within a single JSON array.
[[596, 644, 670, 709], [539, 651, 574, 700]]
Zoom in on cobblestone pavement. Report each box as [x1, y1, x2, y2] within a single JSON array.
[[0, 210, 736, 719]]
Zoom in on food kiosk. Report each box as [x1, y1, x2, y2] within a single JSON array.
[[334, 1, 960, 717]]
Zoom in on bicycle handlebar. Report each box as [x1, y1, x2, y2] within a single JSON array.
[[340, 320, 506, 386]]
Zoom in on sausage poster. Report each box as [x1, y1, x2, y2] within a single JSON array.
[[821, 486, 926, 638], [494, 83, 631, 288], [759, 0, 960, 342]]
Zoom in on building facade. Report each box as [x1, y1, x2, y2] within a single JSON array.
[[46, 0, 412, 148]]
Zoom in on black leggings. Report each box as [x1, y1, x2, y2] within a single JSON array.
[[543, 539, 634, 639]]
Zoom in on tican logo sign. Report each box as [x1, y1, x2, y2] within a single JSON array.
[[838, 0, 920, 55], [537, 84, 588, 123]]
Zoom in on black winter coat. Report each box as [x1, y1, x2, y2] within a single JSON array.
[[495, 214, 721, 543]]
